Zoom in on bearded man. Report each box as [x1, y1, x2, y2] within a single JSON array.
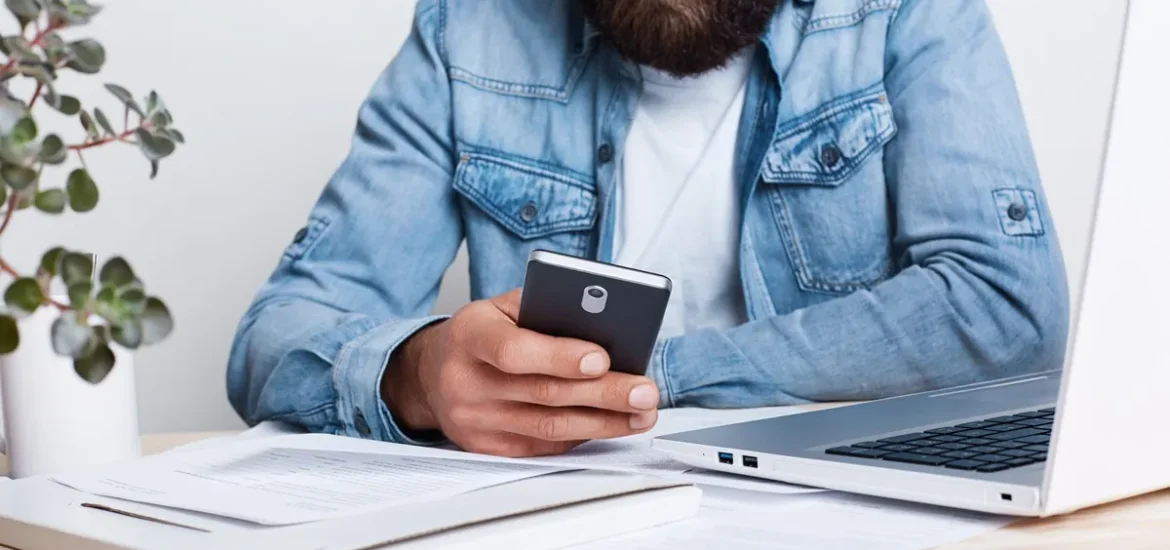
[[228, 0, 1069, 457]]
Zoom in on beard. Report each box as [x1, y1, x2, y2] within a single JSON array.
[[581, 0, 781, 78]]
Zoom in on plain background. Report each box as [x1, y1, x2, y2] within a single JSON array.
[[0, 1, 1129, 433]]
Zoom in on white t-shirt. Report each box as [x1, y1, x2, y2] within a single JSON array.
[[613, 51, 754, 339]]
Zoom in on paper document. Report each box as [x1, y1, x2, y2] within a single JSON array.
[[574, 492, 1012, 550], [51, 446, 566, 526]]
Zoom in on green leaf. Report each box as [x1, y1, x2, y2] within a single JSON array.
[[73, 342, 114, 383], [162, 128, 184, 144], [140, 297, 173, 345], [49, 94, 80, 116], [34, 188, 66, 213], [65, 38, 104, 74], [4, 277, 43, 313], [93, 107, 115, 136], [149, 159, 159, 179], [111, 318, 142, 349], [0, 98, 26, 135], [104, 83, 142, 116], [11, 116, 36, 143], [3, 36, 37, 59], [12, 184, 35, 209], [1, 163, 38, 190], [66, 168, 98, 212], [135, 129, 174, 160], [0, 181, 7, 204], [40, 246, 64, 275], [0, 314, 18, 354], [6, 0, 42, 22], [119, 287, 146, 315], [51, 313, 92, 357], [59, 251, 93, 286], [67, 279, 91, 309], [79, 110, 99, 140], [147, 109, 171, 129], [38, 134, 66, 164], [99, 257, 135, 288], [145, 91, 159, 114]]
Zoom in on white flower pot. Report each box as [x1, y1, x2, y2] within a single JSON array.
[[0, 305, 141, 479]]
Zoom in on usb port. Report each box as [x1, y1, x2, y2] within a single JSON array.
[[743, 455, 758, 468], [718, 452, 734, 465]]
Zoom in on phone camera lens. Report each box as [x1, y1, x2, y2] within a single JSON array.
[[588, 288, 605, 298]]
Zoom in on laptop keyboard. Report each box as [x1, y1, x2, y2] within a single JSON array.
[[824, 408, 1054, 473]]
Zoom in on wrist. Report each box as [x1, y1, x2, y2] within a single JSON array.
[[382, 323, 441, 432]]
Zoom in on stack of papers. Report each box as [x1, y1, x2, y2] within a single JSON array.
[[42, 407, 1014, 549]]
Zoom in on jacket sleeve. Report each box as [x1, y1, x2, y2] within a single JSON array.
[[226, 0, 460, 442], [650, 0, 1070, 408]]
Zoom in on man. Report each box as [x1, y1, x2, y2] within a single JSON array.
[[227, 0, 1069, 458]]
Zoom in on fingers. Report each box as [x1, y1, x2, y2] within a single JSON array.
[[492, 404, 659, 441], [457, 432, 584, 458], [489, 288, 523, 321], [500, 372, 660, 413], [463, 304, 610, 379]]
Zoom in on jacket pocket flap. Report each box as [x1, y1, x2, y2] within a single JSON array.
[[761, 88, 897, 186], [454, 153, 597, 240]]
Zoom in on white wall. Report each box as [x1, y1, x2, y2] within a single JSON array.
[[0, 1, 1128, 434]]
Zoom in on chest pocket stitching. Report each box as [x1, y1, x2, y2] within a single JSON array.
[[762, 85, 896, 185], [453, 152, 597, 241], [803, 0, 901, 35], [448, 50, 590, 103], [763, 87, 898, 294]]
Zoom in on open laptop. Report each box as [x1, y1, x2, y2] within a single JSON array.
[[652, 0, 1170, 517]]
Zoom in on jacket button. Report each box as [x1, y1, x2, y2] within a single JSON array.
[[354, 409, 371, 437], [1008, 202, 1028, 221], [820, 145, 842, 168], [519, 202, 539, 222], [598, 143, 614, 164], [293, 227, 308, 244]]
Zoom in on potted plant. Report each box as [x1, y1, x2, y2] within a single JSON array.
[[0, 0, 181, 478]]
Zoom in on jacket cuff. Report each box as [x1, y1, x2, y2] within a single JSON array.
[[648, 338, 676, 409], [332, 315, 449, 445]]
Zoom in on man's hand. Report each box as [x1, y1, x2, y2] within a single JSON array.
[[382, 289, 660, 457]]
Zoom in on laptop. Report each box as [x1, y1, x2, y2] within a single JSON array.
[[652, 0, 1170, 517]]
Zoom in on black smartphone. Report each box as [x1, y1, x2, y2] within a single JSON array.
[[517, 250, 672, 375]]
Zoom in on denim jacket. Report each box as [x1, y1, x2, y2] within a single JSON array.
[[227, 0, 1069, 443]]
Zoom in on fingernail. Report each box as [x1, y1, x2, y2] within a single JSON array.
[[579, 352, 607, 376], [629, 411, 656, 430], [628, 385, 659, 410]]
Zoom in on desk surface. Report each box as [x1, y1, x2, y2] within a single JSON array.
[[4, 432, 1169, 549]]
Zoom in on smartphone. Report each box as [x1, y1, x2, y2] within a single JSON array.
[[517, 250, 672, 375]]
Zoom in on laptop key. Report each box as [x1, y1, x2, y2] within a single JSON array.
[[1014, 411, 1049, 418], [998, 449, 1035, 458], [956, 421, 998, 430], [945, 460, 989, 471], [965, 446, 1002, 454], [881, 453, 952, 466], [976, 463, 1012, 473], [990, 441, 1028, 449], [972, 454, 1015, 463], [1023, 444, 1049, 453], [941, 450, 979, 459], [955, 429, 995, 438], [878, 444, 918, 452], [1015, 418, 1051, 427], [924, 427, 966, 435], [984, 423, 1027, 432], [928, 435, 965, 443], [827, 447, 888, 459], [987, 415, 1031, 424], [934, 442, 972, 451], [879, 433, 932, 444], [1017, 435, 1051, 445], [1030, 453, 1049, 460], [913, 447, 948, 456], [851, 441, 885, 449], [1004, 457, 1037, 467], [988, 428, 1047, 441], [963, 438, 995, 446]]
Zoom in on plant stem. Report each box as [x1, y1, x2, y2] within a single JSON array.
[[0, 196, 15, 237], [0, 21, 64, 77], [28, 81, 43, 108], [75, 148, 88, 169], [69, 126, 147, 151]]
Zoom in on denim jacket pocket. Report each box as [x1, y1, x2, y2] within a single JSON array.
[[760, 87, 898, 294], [283, 215, 331, 262], [454, 152, 597, 253]]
